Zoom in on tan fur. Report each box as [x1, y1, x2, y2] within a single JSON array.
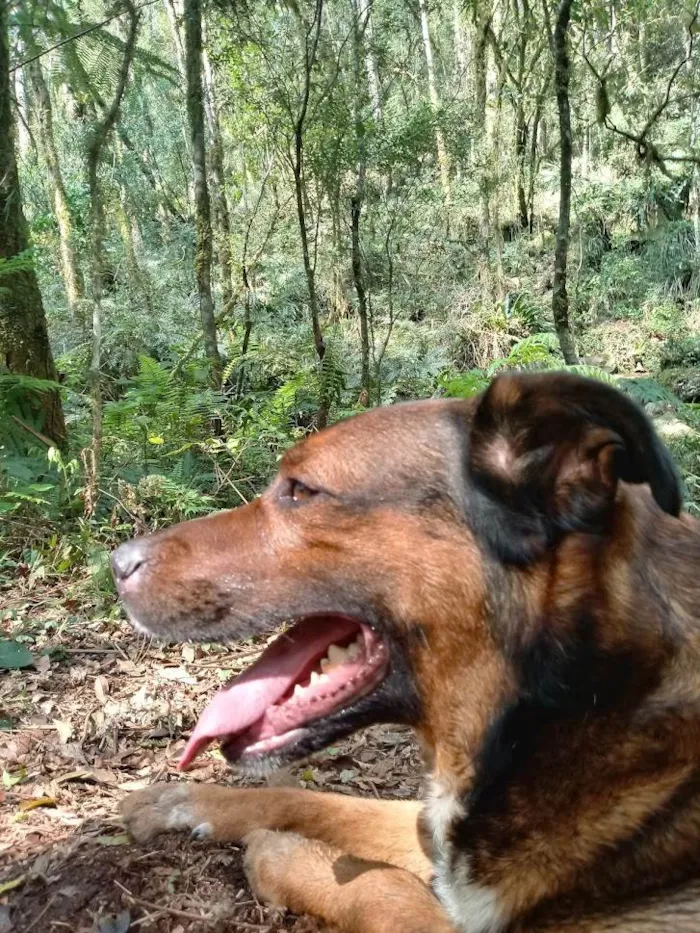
[[115, 376, 700, 932]]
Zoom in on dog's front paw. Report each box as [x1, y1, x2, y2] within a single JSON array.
[[120, 782, 212, 844], [244, 829, 306, 908]]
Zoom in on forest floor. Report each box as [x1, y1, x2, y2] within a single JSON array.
[[0, 578, 424, 933]]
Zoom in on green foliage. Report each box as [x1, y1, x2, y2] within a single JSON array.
[[0, 641, 34, 671], [486, 333, 561, 375], [6, 0, 700, 589], [618, 377, 680, 409], [439, 369, 489, 398], [0, 250, 35, 293], [661, 336, 700, 369]]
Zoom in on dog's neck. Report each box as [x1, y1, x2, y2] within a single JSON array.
[[417, 489, 700, 930]]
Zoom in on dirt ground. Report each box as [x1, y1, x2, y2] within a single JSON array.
[[0, 578, 424, 933]]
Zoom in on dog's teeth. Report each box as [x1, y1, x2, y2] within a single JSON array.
[[293, 683, 304, 697], [320, 657, 338, 674], [346, 639, 362, 661], [328, 644, 348, 665], [310, 671, 321, 685]]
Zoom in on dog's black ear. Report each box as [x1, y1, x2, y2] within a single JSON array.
[[468, 372, 681, 563]]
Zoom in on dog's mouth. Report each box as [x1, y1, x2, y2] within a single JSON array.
[[178, 615, 389, 769]]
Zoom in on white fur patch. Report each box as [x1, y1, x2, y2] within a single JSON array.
[[426, 779, 508, 933], [425, 777, 465, 852], [435, 866, 508, 933]]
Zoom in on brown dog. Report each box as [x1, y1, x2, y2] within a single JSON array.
[[114, 372, 700, 932]]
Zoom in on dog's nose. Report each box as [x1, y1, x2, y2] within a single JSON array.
[[111, 539, 149, 583]]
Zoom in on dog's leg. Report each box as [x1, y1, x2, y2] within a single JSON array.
[[121, 783, 432, 880], [244, 828, 456, 933]]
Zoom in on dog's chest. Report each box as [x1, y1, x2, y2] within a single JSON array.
[[425, 779, 507, 933]]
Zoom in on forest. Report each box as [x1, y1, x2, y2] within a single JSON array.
[[2, 0, 700, 930]]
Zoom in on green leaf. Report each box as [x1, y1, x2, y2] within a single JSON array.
[[0, 640, 34, 670]]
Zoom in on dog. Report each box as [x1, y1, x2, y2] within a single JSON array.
[[114, 371, 700, 932]]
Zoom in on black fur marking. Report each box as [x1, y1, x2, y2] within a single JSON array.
[[466, 373, 682, 565]]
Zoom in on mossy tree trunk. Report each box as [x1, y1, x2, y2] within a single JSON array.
[[184, 0, 222, 386], [0, 5, 65, 447], [28, 58, 85, 321], [203, 43, 236, 318], [350, 0, 370, 402]]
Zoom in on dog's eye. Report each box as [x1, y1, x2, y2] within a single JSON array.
[[280, 478, 318, 504]]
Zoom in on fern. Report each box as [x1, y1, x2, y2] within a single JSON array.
[[618, 377, 680, 408], [319, 344, 346, 408]]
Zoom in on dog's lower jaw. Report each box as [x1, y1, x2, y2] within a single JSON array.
[[427, 778, 509, 933]]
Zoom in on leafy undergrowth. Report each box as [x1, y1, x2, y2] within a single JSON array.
[[0, 580, 423, 933]]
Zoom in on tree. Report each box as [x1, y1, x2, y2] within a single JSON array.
[[418, 0, 451, 219], [27, 57, 85, 320], [547, 0, 578, 365], [85, 1, 139, 513], [0, 1, 65, 447], [203, 40, 236, 318], [350, 0, 370, 401], [184, 0, 222, 386]]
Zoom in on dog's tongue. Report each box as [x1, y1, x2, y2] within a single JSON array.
[[178, 616, 359, 769]]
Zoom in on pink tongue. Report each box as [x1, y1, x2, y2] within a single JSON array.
[[178, 617, 360, 769]]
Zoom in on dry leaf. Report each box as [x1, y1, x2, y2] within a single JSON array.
[[157, 666, 196, 684], [91, 769, 118, 785], [94, 675, 110, 703], [35, 655, 51, 675], [182, 644, 196, 663], [95, 833, 130, 846], [19, 796, 57, 812], [0, 876, 24, 896], [118, 777, 151, 791], [53, 719, 74, 743]]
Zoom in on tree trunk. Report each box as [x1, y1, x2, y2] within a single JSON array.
[[350, 0, 370, 402], [291, 0, 327, 427], [418, 0, 451, 220], [163, 0, 187, 74], [203, 42, 235, 317], [515, 103, 529, 230], [0, 5, 65, 447], [116, 154, 154, 315], [473, 9, 492, 250], [550, 0, 578, 364], [85, 2, 139, 514], [527, 67, 551, 233], [360, 0, 382, 120], [453, 0, 467, 76], [28, 58, 85, 320], [184, 0, 222, 385]]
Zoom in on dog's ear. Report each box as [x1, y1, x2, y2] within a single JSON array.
[[468, 372, 681, 563]]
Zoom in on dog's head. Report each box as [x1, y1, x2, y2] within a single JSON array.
[[112, 373, 681, 774]]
